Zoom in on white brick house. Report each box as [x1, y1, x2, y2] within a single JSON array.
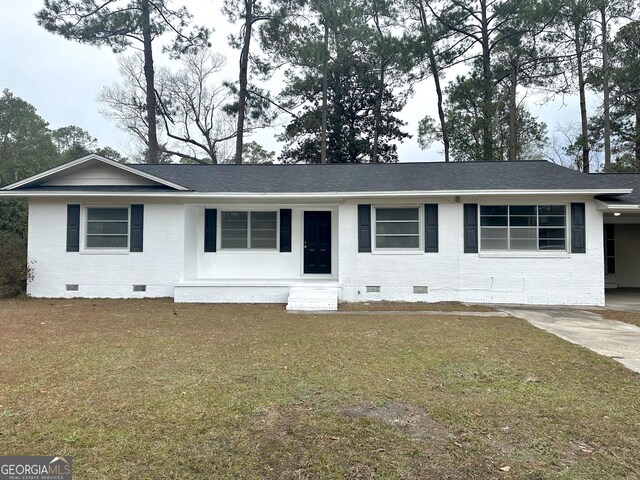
[[2, 154, 638, 309]]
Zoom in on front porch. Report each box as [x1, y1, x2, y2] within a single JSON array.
[[174, 278, 341, 309]]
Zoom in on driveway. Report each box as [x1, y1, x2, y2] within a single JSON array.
[[606, 288, 640, 312], [502, 307, 640, 374]]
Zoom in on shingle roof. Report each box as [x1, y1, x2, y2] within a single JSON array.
[[130, 160, 622, 193], [595, 174, 640, 205]]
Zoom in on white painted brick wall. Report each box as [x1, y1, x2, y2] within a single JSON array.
[[27, 195, 606, 306], [338, 197, 605, 306], [27, 199, 184, 298]]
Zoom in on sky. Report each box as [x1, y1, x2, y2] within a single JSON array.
[[0, 0, 591, 163]]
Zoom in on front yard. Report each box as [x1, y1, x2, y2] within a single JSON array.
[[1, 299, 639, 479]]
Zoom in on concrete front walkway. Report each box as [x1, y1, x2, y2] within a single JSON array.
[[502, 307, 640, 374]]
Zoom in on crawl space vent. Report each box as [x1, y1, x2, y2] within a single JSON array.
[[366, 286, 381, 293], [66, 284, 79, 291], [133, 285, 147, 292], [413, 286, 429, 294]]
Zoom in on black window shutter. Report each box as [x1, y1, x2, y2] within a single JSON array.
[[358, 204, 372, 252], [130, 204, 144, 252], [424, 204, 439, 252], [571, 202, 586, 253], [463, 203, 479, 253], [66, 204, 80, 252], [280, 208, 292, 252], [204, 208, 217, 252]]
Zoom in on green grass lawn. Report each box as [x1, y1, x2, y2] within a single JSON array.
[[1, 298, 639, 479]]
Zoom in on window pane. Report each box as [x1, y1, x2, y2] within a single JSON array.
[[221, 211, 248, 249], [510, 228, 537, 250], [87, 221, 128, 235], [539, 228, 566, 250], [539, 228, 565, 239], [538, 205, 565, 216], [481, 206, 508, 216], [86, 235, 128, 248], [250, 211, 277, 249], [251, 238, 277, 249], [480, 227, 508, 250], [376, 235, 419, 248], [510, 205, 536, 216], [539, 215, 566, 227], [510, 216, 537, 227], [539, 239, 566, 250], [376, 208, 419, 221], [481, 216, 508, 227], [376, 221, 419, 235], [221, 236, 248, 249], [87, 208, 128, 221]]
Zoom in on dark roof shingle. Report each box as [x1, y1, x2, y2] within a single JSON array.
[[130, 161, 623, 193]]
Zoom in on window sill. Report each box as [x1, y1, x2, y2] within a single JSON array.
[[478, 251, 570, 259], [214, 249, 281, 254], [371, 249, 424, 255], [79, 250, 130, 255]]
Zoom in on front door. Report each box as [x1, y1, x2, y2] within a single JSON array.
[[304, 211, 332, 274]]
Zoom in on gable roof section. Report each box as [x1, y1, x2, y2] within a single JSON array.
[[0, 154, 190, 191], [130, 160, 628, 194]]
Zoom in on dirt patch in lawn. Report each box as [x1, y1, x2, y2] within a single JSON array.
[[340, 301, 496, 312], [337, 401, 452, 443]]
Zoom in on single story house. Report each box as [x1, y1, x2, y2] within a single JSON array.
[[1, 154, 638, 309]]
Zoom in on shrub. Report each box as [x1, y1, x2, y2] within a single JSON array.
[[0, 233, 33, 297]]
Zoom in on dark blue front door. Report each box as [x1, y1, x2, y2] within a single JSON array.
[[304, 211, 331, 274]]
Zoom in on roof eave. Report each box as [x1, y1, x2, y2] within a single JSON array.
[[0, 188, 631, 199]]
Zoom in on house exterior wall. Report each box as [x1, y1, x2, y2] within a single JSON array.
[[339, 196, 605, 306], [27, 198, 185, 298], [27, 195, 605, 306], [184, 204, 339, 281]]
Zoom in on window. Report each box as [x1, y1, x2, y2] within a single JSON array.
[[220, 211, 277, 249], [480, 205, 566, 251], [375, 207, 420, 249], [85, 207, 129, 249]]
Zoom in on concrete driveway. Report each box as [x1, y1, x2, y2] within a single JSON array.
[[502, 307, 640, 374], [606, 288, 640, 312]]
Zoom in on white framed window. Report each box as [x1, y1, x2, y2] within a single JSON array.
[[480, 205, 566, 252], [85, 207, 129, 249], [220, 210, 278, 249], [374, 206, 421, 249]]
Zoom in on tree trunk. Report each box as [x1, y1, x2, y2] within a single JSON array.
[[320, 21, 329, 165], [234, 0, 253, 165], [635, 93, 640, 167], [416, 0, 449, 162], [480, 0, 493, 161], [575, 25, 590, 173], [371, 63, 384, 163], [427, 46, 449, 162], [601, 7, 612, 172], [141, 0, 159, 164], [508, 61, 518, 161]]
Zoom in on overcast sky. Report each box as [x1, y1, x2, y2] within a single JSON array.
[[0, 0, 590, 163]]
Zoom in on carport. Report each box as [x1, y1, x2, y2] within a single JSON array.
[[598, 175, 640, 307]]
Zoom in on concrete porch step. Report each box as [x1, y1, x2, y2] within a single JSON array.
[[287, 286, 339, 311]]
